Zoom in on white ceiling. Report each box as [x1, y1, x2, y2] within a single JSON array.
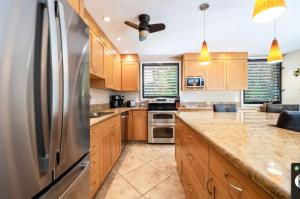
[[84, 0, 300, 57]]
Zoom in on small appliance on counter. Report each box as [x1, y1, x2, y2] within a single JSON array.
[[110, 95, 125, 108], [126, 100, 136, 107]]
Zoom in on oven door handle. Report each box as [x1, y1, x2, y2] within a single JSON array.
[[149, 123, 175, 127]]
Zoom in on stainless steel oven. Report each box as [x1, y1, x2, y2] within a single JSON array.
[[148, 124, 175, 143], [148, 111, 176, 123], [148, 111, 175, 143]]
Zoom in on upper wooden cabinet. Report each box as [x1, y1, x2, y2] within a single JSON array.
[[206, 60, 226, 90], [121, 55, 140, 91], [103, 47, 114, 89], [226, 60, 248, 90], [182, 52, 248, 91], [90, 31, 105, 79], [113, 55, 122, 91]]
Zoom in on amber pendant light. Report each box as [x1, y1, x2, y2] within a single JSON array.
[[198, 3, 211, 66], [268, 21, 283, 64], [252, 0, 287, 23]]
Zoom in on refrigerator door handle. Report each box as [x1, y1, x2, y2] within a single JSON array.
[[35, 0, 60, 173], [56, 0, 69, 165], [58, 161, 90, 199]]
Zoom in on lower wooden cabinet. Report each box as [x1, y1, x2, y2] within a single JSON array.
[[89, 115, 121, 198], [175, 117, 272, 199], [128, 110, 147, 141]]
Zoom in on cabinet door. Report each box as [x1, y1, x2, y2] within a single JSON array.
[[113, 56, 121, 91], [206, 60, 226, 90], [104, 47, 114, 89], [122, 61, 139, 91], [226, 60, 248, 90], [127, 111, 133, 140], [90, 32, 104, 78], [89, 125, 100, 199], [110, 119, 121, 164], [184, 61, 206, 77], [132, 110, 147, 141], [209, 148, 272, 199], [99, 127, 112, 182]]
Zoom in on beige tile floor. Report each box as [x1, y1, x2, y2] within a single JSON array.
[[95, 142, 186, 199]]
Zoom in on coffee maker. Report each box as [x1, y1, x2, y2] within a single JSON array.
[[110, 95, 125, 108]]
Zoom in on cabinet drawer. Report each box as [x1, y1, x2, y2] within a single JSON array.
[[182, 155, 203, 199], [209, 149, 272, 199]]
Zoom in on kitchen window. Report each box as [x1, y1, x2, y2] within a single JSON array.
[[142, 63, 179, 98], [243, 59, 282, 104]]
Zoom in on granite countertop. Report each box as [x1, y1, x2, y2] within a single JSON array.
[[178, 106, 259, 111], [90, 107, 147, 126], [175, 111, 300, 199]]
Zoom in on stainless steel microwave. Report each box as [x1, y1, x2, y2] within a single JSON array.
[[186, 76, 205, 88]]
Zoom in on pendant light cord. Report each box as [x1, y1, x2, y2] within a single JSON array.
[[274, 20, 276, 38], [204, 10, 206, 40]]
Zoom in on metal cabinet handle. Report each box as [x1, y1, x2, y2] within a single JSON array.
[[186, 133, 192, 138], [206, 177, 214, 196], [187, 154, 193, 160], [224, 174, 243, 192]]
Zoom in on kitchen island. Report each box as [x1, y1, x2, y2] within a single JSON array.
[[175, 111, 300, 199]]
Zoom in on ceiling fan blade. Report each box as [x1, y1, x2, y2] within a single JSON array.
[[124, 21, 139, 30], [149, 23, 166, 33]]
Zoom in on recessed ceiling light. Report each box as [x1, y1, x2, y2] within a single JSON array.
[[103, 16, 111, 22], [116, 37, 122, 41], [125, 50, 129, 53]]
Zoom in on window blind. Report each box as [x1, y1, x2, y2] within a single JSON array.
[[244, 60, 281, 104], [142, 63, 179, 98]]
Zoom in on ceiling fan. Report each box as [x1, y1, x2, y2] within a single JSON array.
[[125, 14, 166, 41]]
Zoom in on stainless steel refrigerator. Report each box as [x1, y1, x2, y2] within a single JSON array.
[[0, 0, 90, 198]]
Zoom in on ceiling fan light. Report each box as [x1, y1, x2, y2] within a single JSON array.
[[252, 0, 287, 23], [267, 38, 283, 64], [139, 30, 149, 41], [199, 41, 211, 65]]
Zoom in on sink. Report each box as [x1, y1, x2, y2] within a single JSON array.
[[90, 111, 114, 118]]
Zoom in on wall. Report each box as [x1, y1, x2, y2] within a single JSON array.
[[180, 91, 241, 103], [90, 88, 116, 104], [282, 49, 300, 104]]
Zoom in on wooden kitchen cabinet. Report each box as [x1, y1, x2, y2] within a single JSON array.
[[90, 31, 105, 79], [182, 52, 248, 91], [182, 61, 206, 90], [131, 110, 147, 141], [226, 60, 248, 90], [111, 121, 121, 164], [89, 115, 121, 198], [104, 47, 114, 89], [206, 60, 226, 90], [113, 55, 122, 91], [121, 61, 139, 91], [175, 117, 272, 199], [209, 148, 272, 199]]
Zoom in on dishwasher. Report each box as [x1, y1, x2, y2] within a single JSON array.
[[121, 112, 128, 151]]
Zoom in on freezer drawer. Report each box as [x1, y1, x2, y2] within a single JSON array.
[[40, 155, 90, 199]]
